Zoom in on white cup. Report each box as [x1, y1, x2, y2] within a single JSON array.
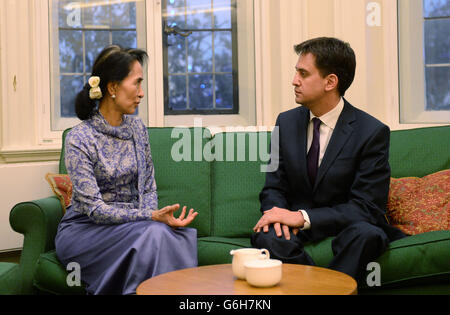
[[244, 259, 282, 287], [229, 248, 270, 280]]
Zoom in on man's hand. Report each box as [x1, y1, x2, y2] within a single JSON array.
[[253, 207, 304, 240], [152, 204, 198, 228]]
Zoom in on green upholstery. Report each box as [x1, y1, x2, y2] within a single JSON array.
[[198, 237, 251, 266], [147, 128, 212, 237], [373, 230, 450, 287], [0, 263, 20, 295], [5, 125, 450, 295], [8, 196, 64, 294], [389, 126, 450, 178], [58, 128, 71, 174], [211, 132, 270, 237], [33, 250, 85, 295]]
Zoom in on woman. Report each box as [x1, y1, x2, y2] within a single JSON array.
[[55, 45, 198, 295]]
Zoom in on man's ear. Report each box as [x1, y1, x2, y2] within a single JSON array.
[[107, 81, 118, 97], [325, 74, 338, 92]]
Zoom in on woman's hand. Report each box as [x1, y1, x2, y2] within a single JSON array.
[[152, 204, 198, 228]]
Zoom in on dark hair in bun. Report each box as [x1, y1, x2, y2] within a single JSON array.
[[75, 45, 148, 120]]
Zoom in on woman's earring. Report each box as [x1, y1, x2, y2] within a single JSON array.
[[112, 95, 116, 99]]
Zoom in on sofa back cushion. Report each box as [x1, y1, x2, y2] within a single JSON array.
[[59, 127, 212, 237], [148, 127, 212, 237], [389, 126, 450, 178], [211, 132, 271, 237], [59, 128, 71, 174]]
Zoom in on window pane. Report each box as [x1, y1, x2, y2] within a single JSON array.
[[168, 35, 186, 73], [51, 0, 145, 129], [425, 66, 450, 110], [83, 0, 111, 27], [59, 30, 83, 73], [111, 2, 137, 28], [85, 30, 110, 72], [60, 75, 84, 117], [112, 31, 137, 48], [215, 74, 233, 109], [168, 75, 188, 110], [214, 31, 232, 72], [188, 31, 213, 73], [424, 19, 450, 64], [166, 0, 186, 28], [214, 0, 232, 28], [186, 0, 212, 29], [59, 0, 81, 28], [189, 74, 213, 109], [423, 0, 450, 18], [163, 0, 239, 115]]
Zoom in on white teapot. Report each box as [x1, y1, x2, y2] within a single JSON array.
[[229, 248, 270, 280]]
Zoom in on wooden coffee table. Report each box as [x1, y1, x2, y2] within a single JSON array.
[[136, 263, 357, 295]]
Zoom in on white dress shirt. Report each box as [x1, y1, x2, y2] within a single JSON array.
[[300, 98, 344, 230]]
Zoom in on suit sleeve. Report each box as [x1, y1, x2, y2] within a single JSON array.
[[259, 115, 290, 212], [306, 124, 391, 237]]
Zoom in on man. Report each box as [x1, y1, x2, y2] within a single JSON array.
[[251, 37, 404, 283]]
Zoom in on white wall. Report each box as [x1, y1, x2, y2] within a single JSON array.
[[255, 0, 399, 127], [0, 162, 58, 251]]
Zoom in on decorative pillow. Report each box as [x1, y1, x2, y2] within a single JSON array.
[[386, 169, 449, 235], [45, 173, 72, 213]]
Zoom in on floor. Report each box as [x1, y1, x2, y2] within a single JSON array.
[[0, 250, 21, 264]]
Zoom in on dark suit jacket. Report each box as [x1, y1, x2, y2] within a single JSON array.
[[260, 99, 404, 242]]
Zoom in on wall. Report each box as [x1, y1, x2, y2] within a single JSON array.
[[0, 162, 58, 251], [255, 0, 398, 127]]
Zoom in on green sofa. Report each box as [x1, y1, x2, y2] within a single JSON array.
[[2, 125, 449, 295]]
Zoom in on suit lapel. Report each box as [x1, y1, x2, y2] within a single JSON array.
[[313, 101, 355, 191], [294, 107, 312, 190], [286, 106, 312, 189]]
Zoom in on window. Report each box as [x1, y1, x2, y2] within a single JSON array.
[[162, 0, 239, 115], [49, 0, 147, 131], [423, 0, 450, 111], [398, 0, 450, 123]]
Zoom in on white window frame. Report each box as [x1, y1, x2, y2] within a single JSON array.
[[397, 0, 450, 124], [35, 0, 150, 145]]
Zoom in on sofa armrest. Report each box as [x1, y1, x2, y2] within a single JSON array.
[[9, 196, 64, 294]]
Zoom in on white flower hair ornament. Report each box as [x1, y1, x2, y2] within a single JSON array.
[[88, 76, 102, 100]]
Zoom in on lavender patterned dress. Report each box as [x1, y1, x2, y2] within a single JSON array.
[[55, 112, 197, 295]]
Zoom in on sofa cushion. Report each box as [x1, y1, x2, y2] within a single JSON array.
[[387, 170, 449, 235], [0, 263, 20, 295], [198, 237, 251, 266], [210, 132, 270, 238], [148, 128, 212, 237], [303, 231, 450, 289], [59, 128, 71, 174], [33, 250, 85, 295], [45, 173, 72, 214], [389, 126, 450, 178], [363, 230, 450, 289]]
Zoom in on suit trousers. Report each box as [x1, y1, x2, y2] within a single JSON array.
[[250, 221, 389, 284]]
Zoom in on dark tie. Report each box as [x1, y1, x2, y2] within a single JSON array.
[[307, 118, 321, 185]]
